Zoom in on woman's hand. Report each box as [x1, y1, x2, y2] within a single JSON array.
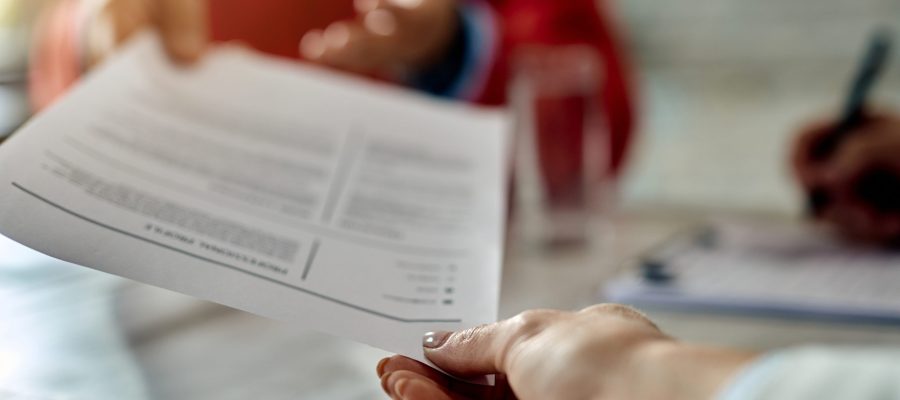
[[377, 305, 756, 400], [792, 113, 900, 244]]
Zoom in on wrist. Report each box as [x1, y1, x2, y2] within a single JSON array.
[[405, 1, 497, 100], [633, 341, 759, 400]]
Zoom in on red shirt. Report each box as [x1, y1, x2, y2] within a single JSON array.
[[32, 0, 635, 176], [208, 0, 635, 176], [487, 0, 636, 176]]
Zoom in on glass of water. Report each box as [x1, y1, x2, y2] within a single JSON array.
[[510, 45, 613, 250]]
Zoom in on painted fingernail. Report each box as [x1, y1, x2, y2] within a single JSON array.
[[422, 331, 451, 349], [376, 357, 389, 377]]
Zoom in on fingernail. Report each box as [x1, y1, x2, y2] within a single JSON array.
[[376, 357, 389, 377], [422, 331, 451, 349]]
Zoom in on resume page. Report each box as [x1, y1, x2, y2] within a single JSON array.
[[0, 34, 509, 361]]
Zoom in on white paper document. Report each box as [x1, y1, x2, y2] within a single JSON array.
[[605, 220, 900, 324], [0, 35, 509, 361]]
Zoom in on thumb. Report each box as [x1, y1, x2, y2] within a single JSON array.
[[423, 325, 508, 378], [155, 0, 208, 63], [423, 312, 553, 378]]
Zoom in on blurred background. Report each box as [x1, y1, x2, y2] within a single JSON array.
[[2, 0, 900, 399], [621, 0, 900, 214], [5, 0, 900, 212], [0, 0, 37, 135]]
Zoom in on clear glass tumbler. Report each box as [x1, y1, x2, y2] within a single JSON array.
[[510, 45, 613, 250]]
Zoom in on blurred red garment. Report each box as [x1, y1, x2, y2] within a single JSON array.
[[208, 0, 355, 59], [30, 0, 635, 175], [28, 0, 82, 111], [209, 0, 636, 175]]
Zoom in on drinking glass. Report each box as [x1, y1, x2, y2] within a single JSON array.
[[510, 45, 613, 250]]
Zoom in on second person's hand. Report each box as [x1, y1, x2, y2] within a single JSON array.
[[300, 0, 459, 74], [377, 305, 756, 400], [94, 0, 460, 76], [792, 113, 900, 244]]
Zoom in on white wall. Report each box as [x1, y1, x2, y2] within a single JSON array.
[[615, 0, 900, 214]]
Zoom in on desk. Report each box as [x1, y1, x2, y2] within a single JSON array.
[[93, 212, 900, 398], [2, 210, 900, 399]]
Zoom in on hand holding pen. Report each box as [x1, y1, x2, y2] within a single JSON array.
[[791, 29, 900, 245]]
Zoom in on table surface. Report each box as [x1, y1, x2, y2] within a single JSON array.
[[5, 211, 900, 400], [113, 213, 900, 398]]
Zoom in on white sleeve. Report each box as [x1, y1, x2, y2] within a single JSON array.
[[718, 347, 900, 400]]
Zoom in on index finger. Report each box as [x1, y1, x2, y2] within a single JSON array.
[[155, 0, 208, 63]]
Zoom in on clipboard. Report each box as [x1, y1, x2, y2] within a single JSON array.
[[603, 219, 900, 325]]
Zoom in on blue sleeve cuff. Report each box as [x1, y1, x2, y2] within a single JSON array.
[[408, 1, 496, 100]]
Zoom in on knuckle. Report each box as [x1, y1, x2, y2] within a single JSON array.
[[508, 309, 561, 338], [581, 303, 632, 315], [493, 310, 562, 372], [580, 304, 663, 333], [581, 303, 653, 321], [455, 323, 490, 346]]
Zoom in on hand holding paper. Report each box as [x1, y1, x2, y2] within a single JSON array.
[[0, 34, 509, 362]]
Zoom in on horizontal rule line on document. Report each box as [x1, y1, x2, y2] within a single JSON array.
[[11, 182, 462, 324], [59, 137, 467, 258]]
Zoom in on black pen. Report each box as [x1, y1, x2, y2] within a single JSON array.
[[808, 28, 893, 215], [639, 225, 717, 285]]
